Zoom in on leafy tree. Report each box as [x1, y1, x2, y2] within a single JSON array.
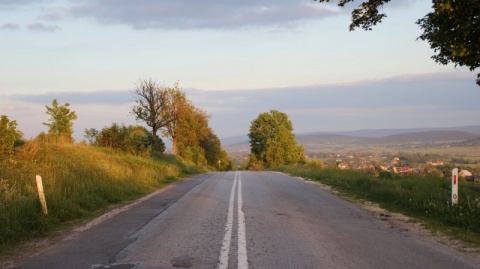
[[315, 0, 480, 86], [84, 128, 99, 144], [131, 78, 174, 153], [0, 115, 23, 154], [43, 99, 77, 143], [248, 110, 305, 168], [175, 106, 211, 165], [88, 123, 154, 155], [161, 83, 190, 155], [417, 1, 480, 86], [177, 106, 211, 147], [168, 101, 230, 168], [199, 131, 231, 170], [247, 153, 264, 171], [94, 123, 128, 150], [177, 144, 208, 166]]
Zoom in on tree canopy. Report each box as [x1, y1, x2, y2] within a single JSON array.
[[315, 0, 480, 86], [43, 99, 77, 143], [131, 78, 230, 169], [0, 115, 23, 154], [85, 123, 153, 156], [161, 83, 190, 155], [248, 110, 305, 169]]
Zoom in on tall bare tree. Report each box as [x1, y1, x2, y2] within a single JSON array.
[[131, 78, 175, 152]]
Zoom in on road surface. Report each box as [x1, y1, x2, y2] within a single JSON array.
[[11, 171, 479, 269]]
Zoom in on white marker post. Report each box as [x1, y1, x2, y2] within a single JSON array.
[[452, 168, 458, 205], [35, 175, 48, 214]]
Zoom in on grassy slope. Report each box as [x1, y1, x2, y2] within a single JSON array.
[[275, 165, 480, 247], [0, 141, 202, 250]]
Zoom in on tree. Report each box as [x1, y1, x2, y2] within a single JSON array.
[[131, 78, 173, 153], [43, 99, 77, 143], [89, 123, 153, 155], [199, 130, 231, 170], [175, 106, 211, 165], [176, 105, 211, 148], [315, 0, 480, 86], [417, 1, 480, 86], [248, 110, 305, 168], [161, 83, 190, 155], [84, 128, 99, 144], [0, 115, 23, 154]]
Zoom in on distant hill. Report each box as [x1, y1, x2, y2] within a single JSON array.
[[220, 135, 248, 146], [297, 125, 480, 138], [363, 131, 479, 145], [451, 137, 480, 147], [222, 125, 480, 153], [221, 125, 480, 145]]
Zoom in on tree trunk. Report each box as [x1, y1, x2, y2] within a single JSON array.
[[172, 136, 178, 155]]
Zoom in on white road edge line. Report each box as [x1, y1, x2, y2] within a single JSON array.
[[237, 171, 248, 269], [218, 171, 238, 269]]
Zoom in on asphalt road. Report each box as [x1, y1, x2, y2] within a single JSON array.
[[12, 171, 479, 269]]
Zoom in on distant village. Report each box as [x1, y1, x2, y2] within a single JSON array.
[[309, 152, 479, 181]]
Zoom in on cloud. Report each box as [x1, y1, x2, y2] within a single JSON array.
[[7, 71, 480, 140], [67, 0, 338, 30], [187, 72, 480, 136], [27, 22, 61, 31], [0, 23, 20, 30]]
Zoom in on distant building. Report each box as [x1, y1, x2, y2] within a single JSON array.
[[338, 163, 349, 170], [459, 170, 472, 177], [380, 165, 391, 172], [393, 166, 413, 174], [459, 170, 474, 181], [426, 161, 444, 166]]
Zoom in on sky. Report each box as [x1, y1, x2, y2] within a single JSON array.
[[1, 0, 479, 144]]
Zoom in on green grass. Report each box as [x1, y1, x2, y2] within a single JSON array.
[[275, 165, 480, 246], [0, 141, 203, 250]]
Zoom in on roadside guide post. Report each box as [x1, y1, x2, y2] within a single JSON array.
[[452, 168, 458, 205], [36, 175, 48, 214]]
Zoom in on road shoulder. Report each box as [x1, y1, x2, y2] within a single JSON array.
[[289, 173, 480, 259]]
